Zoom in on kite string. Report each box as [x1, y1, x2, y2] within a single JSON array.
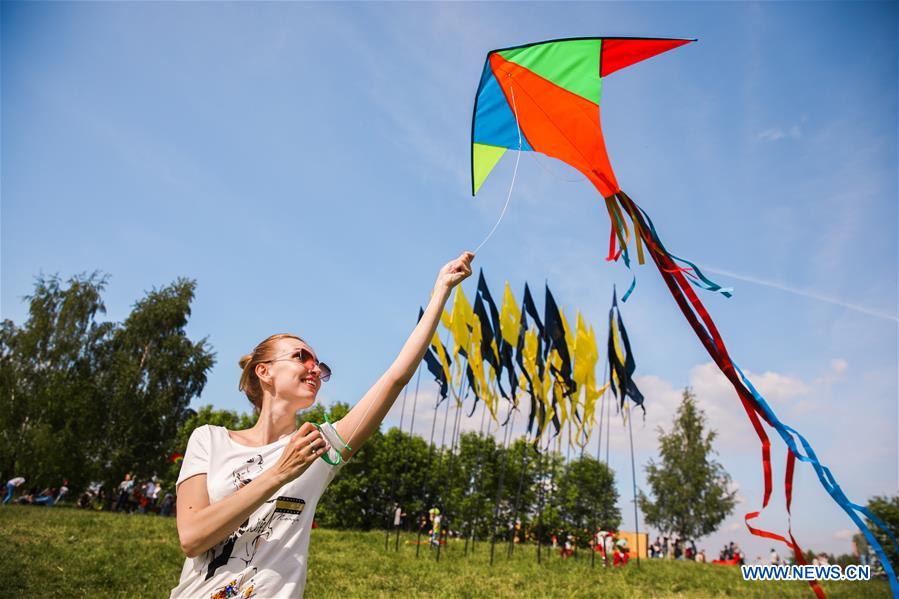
[[473, 85, 522, 254]]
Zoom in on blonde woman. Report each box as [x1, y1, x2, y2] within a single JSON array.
[[171, 252, 474, 598]]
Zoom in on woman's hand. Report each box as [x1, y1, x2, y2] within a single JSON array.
[[434, 251, 475, 293], [271, 422, 330, 484]]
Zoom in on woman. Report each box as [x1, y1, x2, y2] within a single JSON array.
[[171, 251, 474, 598]]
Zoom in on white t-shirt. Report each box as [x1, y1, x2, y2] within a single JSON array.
[[170, 424, 342, 599], [7, 477, 25, 487]]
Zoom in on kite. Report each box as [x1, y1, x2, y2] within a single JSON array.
[[470, 37, 898, 596]]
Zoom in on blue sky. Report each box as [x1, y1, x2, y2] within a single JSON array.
[[2, 2, 896, 558]]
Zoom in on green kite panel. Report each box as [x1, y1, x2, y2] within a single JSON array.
[[473, 143, 508, 195], [498, 39, 603, 104]]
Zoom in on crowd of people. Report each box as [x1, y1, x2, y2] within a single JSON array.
[[2, 473, 177, 516], [3, 476, 69, 507], [110, 473, 175, 515], [715, 541, 745, 564], [648, 535, 707, 562]]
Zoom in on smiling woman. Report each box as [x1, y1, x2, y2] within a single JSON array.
[[169, 251, 474, 599]]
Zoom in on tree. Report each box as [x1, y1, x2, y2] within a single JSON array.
[[639, 387, 736, 541], [0, 274, 214, 496], [556, 454, 620, 545], [866, 495, 899, 568], [0, 273, 114, 488], [93, 278, 215, 495]]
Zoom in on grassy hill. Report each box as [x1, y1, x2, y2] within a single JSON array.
[[0, 505, 887, 598]]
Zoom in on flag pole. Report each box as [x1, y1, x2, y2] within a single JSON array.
[[437, 371, 468, 563], [507, 426, 531, 559], [626, 402, 642, 568], [417, 394, 440, 558], [385, 376, 412, 551], [464, 400, 487, 556], [395, 364, 423, 551], [605, 376, 612, 466], [535, 434, 551, 564], [591, 363, 609, 568], [417, 331, 452, 558], [490, 399, 516, 565], [465, 397, 490, 556]]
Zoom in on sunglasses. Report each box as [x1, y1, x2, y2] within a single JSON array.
[[268, 348, 332, 382]]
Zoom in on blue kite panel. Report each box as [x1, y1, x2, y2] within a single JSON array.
[[473, 66, 533, 152]]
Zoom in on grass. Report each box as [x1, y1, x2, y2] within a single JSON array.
[[0, 505, 888, 598]]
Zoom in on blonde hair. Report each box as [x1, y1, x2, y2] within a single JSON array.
[[238, 333, 305, 409]]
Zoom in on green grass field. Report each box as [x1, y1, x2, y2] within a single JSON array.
[[0, 505, 887, 598]]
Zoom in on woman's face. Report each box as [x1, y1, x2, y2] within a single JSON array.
[[260, 338, 324, 408]]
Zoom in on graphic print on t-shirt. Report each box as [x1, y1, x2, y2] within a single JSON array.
[[274, 496, 305, 515], [208, 568, 257, 599], [231, 454, 264, 491], [204, 496, 308, 581]]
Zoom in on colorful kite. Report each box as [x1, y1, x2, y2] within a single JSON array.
[[471, 37, 898, 596]]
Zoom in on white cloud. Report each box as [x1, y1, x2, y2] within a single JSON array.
[[833, 529, 855, 540], [756, 125, 802, 142]]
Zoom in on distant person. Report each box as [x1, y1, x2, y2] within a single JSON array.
[[115, 473, 133, 512], [695, 549, 706, 563], [160, 492, 176, 517], [393, 503, 405, 530], [17, 488, 38, 505], [613, 538, 630, 566], [429, 507, 443, 548], [770, 548, 782, 565], [33, 487, 57, 506], [595, 530, 613, 566], [3, 476, 25, 504], [169, 253, 474, 599], [148, 479, 161, 514], [561, 534, 573, 558], [141, 479, 158, 514], [55, 480, 69, 505]]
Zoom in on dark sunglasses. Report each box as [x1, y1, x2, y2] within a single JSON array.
[[269, 348, 332, 382]]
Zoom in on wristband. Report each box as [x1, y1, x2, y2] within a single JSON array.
[[313, 415, 352, 466]]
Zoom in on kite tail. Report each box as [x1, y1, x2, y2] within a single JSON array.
[[610, 189, 899, 597]]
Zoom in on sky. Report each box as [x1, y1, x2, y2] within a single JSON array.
[[2, 2, 896, 559]]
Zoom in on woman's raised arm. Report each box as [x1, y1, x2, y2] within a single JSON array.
[[335, 251, 473, 456]]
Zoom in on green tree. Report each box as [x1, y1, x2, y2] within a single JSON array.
[[94, 278, 215, 495], [639, 388, 736, 541], [0, 273, 114, 489], [0, 274, 214, 498], [866, 495, 899, 568], [557, 454, 620, 545]]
